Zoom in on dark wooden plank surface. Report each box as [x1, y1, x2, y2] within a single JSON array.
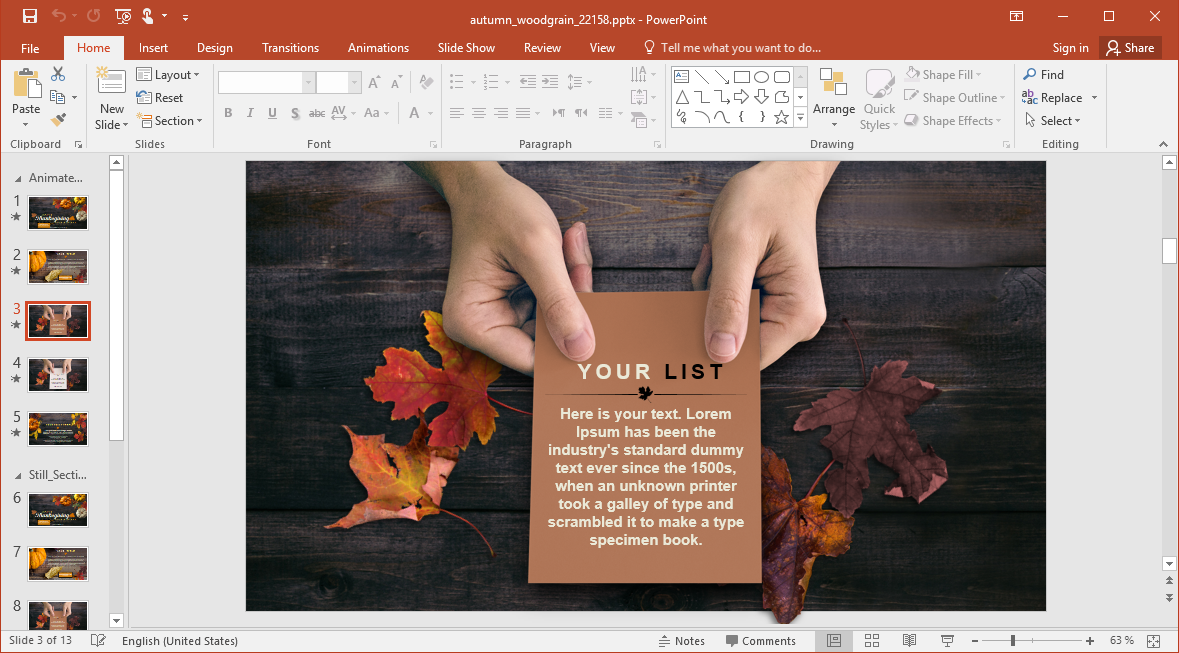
[[246, 510, 1045, 612], [246, 161, 1045, 270], [247, 266, 1046, 389], [247, 387, 1044, 513], [246, 160, 1046, 613]]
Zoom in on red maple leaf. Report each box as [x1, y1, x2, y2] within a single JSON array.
[[365, 311, 501, 449], [762, 446, 854, 624], [327, 411, 460, 529], [794, 360, 946, 517]]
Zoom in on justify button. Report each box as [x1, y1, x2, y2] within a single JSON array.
[[1098, 35, 1162, 59]]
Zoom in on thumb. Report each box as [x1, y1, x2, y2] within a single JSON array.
[[702, 236, 760, 363], [516, 241, 596, 362], [563, 222, 593, 293]]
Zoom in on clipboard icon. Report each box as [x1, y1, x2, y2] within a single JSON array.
[[14, 68, 37, 97]]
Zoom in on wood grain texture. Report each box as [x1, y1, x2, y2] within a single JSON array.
[[247, 387, 1044, 513], [246, 161, 1045, 270], [245, 160, 1046, 613], [246, 510, 1045, 611], [247, 267, 1045, 389]]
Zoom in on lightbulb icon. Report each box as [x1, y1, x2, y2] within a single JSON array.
[[644, 40, 655, 54]]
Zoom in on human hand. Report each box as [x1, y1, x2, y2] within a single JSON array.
[[44, 305, 55, 319], [64, 359, 73, 374], [407, 162, 595, 375], [692, 161, 838, 369], [42, 602, 54, 617], [63, 602, 72, 617], [64, 305, 72, 320]]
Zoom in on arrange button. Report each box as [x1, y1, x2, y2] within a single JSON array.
[[109, 613, 125, 628]]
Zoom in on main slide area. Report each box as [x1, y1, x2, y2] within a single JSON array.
[[245, 161, 1045, 615]]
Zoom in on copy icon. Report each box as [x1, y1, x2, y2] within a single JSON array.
[[14, 68, 37, 96]]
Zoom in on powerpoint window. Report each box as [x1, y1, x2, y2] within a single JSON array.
[[2, 1, 1177, 651]]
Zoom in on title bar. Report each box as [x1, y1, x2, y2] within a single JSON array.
[[3, 1, 1174, 60]]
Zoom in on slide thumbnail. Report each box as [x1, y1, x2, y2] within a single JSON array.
[[28, 494, 87, 527], [28, 547, 87, 581], [28, 197, 88, 230], [29, 250, 87, 284], [27, 601, 86, 630], [28, 413, 87, 446], [26, 303, 90, 341], [29, 359, 87, 392]]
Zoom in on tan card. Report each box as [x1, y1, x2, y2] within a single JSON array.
[[529, 291, 760, 583], [49, 316, 67, 336]]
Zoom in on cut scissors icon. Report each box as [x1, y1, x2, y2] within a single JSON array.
[[51, 67, 65, 82]]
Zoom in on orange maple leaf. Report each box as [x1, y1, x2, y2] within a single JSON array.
[[327, 411, 460, 529], [762, 446, 854, 624], [365, 311, 501, 449]]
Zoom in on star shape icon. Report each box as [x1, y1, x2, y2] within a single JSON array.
[[774, 110, 789, 125], [11, 320, 21, 329], [11, 266, 21, 275], [10, 428, 19, 437], [10, 212, 20, 221], [11, 374, 21, 383]]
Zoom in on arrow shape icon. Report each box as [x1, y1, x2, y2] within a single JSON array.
[[754, 89, 769, 104]]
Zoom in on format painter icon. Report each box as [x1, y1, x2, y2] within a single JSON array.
[[51, 113, 66, 127]]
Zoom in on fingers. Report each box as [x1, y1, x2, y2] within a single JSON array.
[[701, 232, 761, 363], [442, 294, 538, 375], [690, 243, 712, 291], [515, 234, 596, 364], [563, 222, 594, 293], [757, 295, 827, 370]]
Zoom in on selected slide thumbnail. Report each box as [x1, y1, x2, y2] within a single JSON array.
[[28, 412, 87, 446], [28, 547, 87, 581], [28, 196, 88, 230], [26, 303, 91, 341], [28, 250, 87, 284], [27, 601, 86, 630], [28, 358, 87, 392], [28, 493, 88, 527]]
